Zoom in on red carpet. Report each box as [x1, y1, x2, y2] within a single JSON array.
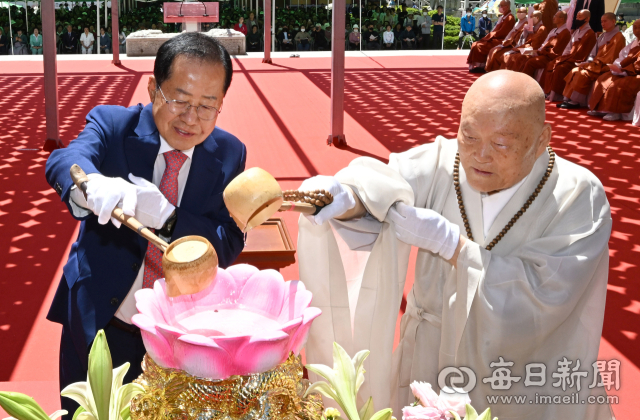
[[0, 56, 637, 419]]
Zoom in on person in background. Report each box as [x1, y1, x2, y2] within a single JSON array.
[[432, 5, 445, 49], [247, 12, 259, 30], [99, 27, 111, 54], [365, 24, 380, 49], [313, 23, 328, 51], [349, 24, 361, 49], [234, 17, 248, 35], [247, 25, 261, 52], [400, 23, 416, 49], [383, 24, 395, 49], [62, 24, 77, 54], [397, 4, 408, 27], [278, 25, 294, 50], [80, 26, 94, 54], [403, 12, 414, 29], [13, 29, 28, 55], [119, 27, 127, 54], [295, 25, 312, 50], [458, 7, 476, 49], [30, 27, 43, 55], [415, 8, 431, 49], [324, 23, 332, 46], [478, 11, 492, 38], [56, 25, 63, 52], [0, 28, 7, 55]]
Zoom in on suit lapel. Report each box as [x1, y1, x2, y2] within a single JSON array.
[[125, 104, 160, 182], [180, 132, 223, 214]]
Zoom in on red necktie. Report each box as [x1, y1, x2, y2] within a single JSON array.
[[142, 150, 188, 289]]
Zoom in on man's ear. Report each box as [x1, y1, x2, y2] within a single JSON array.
[[147, 76, 157, 103], [536, 123, 552, 158]]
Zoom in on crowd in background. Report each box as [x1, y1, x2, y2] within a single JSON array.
[[0, 0, 634, 54]]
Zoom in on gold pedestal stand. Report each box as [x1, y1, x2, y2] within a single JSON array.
[[130, 353, 323, 420]]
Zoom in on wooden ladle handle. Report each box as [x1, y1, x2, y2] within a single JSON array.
[[69, 164, 169, 253]]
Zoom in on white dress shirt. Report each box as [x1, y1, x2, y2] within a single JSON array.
[[69, 135, 194, 324]]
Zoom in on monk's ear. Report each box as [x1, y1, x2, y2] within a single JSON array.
[[535, 123, 552, 158]]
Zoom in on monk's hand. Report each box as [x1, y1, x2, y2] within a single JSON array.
[[388, 202, 460, 260], [298, 176, 356, 225]]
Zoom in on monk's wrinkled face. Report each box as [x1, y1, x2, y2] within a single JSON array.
[[458, 72, 551, 193], [552, 11, 565, 26], [633, 21, 640, 39], [601, 16, 616, 32]]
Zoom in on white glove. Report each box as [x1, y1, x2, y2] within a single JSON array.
[[298, 175, 356, 225], [128, 174, 176, 229], [387, 202, 460, 260], [84, 173, 137, 228]]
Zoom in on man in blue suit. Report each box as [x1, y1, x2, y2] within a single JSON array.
[[45, 33, 246, 419]]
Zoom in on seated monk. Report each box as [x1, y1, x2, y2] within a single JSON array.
[[484, 7, 528, 72], [588, 20, 640, 121], [503, 11, 549, 71], [559, 13, 625, 109], [518, 11, 570, 77], [543, 9, 597, 101], [467, 0, 516, 73]]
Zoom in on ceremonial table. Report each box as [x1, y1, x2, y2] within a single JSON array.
[[234, 218, 296, 271]]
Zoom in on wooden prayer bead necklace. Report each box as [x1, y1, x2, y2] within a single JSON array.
[[282, 189, 334, 208], [453, 146, 555, 251]]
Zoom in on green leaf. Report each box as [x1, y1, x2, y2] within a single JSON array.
[[449, 410, 462, 420], [358, 397, 374, 420], [120, 405, 131, 420], [72, 406, 86, 420], [0, 391, 50, 420], [369, 408, 393, 420], [88, 330, 112, 420]]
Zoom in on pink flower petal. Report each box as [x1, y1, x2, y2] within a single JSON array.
[[134, 289, 166, 323], [226, 264, 259, 289], [278, 281, 312, 323], [174, 334, 233, 379], [288, 307, 322, 355], [156, 323, 186, 354], [238, 270, 286, 316], [411, 382, 440, 409], [201, 268, 240, 305], [211, 335, 251, 357], [402, 405, 442, 420], [235, 330, 291, 375], [132, 314, 176, 369]]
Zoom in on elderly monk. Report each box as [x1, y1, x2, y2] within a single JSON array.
[[467, 0, 516, 73], [296, 70, 614, 420], [484, 7, 529, 72], [588, 20, 640, 121], [543, 9, 597, 101], [558, 13, 625, 109], [517, 11, 571, 76], [502, 11, 549, 71]]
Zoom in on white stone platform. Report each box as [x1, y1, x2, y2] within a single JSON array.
[[126, 29, 246, 57]]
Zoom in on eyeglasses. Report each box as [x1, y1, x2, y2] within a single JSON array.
[[156, 85, 221, 121]]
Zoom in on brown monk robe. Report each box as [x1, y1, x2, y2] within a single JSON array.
[[502, 11, 548, 71], [559, 13, 626, 108], [518, 11, 571, 77], [467, 0, 516, 72], [589, 22, 640, 121], [485, 8, 529, 72], [543, 10, 597, 100]]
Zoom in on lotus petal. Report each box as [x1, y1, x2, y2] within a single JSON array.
[[134, 289, 165, 324], [278, 281, 313, 323], [238, 270, 286, 316], [198, 268, 239, 305], [226, 264, 259, 289], [235, 331, 291, 375], [132, 314, 176, 369], [174, 335, 233, 379], [288, 307, 322, 354]]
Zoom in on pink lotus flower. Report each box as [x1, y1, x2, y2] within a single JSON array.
[[131, 264, 321, 379], [403, 382, 470, 420]]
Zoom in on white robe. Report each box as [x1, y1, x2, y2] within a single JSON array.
[[298, 137, 614, 420]]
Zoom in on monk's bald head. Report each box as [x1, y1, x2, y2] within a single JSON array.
[[553, 10, 567, 26], [577, 9, 591, 21], [533, 10, 542, 23], [457, 70, 552, 193], [499, 0, 511, 13]]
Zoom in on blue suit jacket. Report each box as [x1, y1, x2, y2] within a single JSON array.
[[45, 103, 246, 359]]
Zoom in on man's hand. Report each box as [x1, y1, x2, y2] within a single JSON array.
[[388, 202, 460, 261], [298, 175, 357, 225], [128, 174, 176, 229], [85, 174, 137, 227]]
